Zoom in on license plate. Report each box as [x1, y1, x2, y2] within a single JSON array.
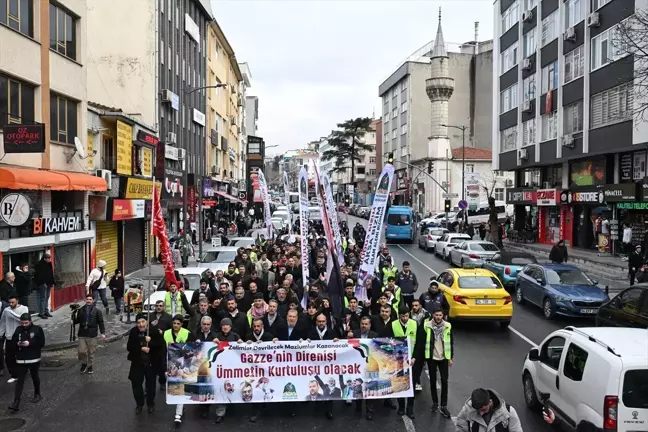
[[475, 299, 496, 305], [580, 308, 598, 314]]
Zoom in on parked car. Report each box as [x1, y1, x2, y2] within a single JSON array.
[[515, 264, 609, 320], [226, 237, 256, 248], [596, 285, 648, 328], [142, 266, 216, 314], [449, 241, 499, 267], [482, 251, 537, 291], [418, 227, 449, 252], [522, 326, 648, 432], [434, 233, 471, 261], [198, 246, 238, 264], [358, 207, 371, 218]]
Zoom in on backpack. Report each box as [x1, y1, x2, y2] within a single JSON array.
[[470, 404, 511, 432]]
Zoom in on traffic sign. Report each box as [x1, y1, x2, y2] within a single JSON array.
[[442, 193, 459, 198], [458, 200, 468, 209]]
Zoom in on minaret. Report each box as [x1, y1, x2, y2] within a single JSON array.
[[425, 8, 455, 212]]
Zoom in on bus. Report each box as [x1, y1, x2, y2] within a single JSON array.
[[462, 200, 510, 226]]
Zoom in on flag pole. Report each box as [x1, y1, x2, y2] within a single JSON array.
[[146, 147, 156, 337]]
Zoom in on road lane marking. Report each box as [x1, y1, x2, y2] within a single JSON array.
[[402, 414, 416, 432], [396, 245, 538, 347]]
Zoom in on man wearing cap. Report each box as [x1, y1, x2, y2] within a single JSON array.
[[33, 252, 55, 319], [86, 260, 109, 314], [8, 313, 45, 412], [127, 313, 163, 414]]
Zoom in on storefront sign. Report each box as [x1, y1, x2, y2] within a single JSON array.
[[188, 186, 196, 222], [563, 189, 604, 204], [536, 189, 557, 206], [136, 130, 159, 146], [123, 177, 161, 200], [570, 157, 606, 186], [110, 199, 145, 221], [506, 188, 537, 205], [602, 183, 637, 203], [32, 216, 81, 235], [163, 171, 184, 201], [116, 120, 133, 175], [3, 124, 46, 153], [620, 153, 632, 181], [0, 193, 33, 226], [633, 151, 647, 180], [141, 148, 153, 177], [616, 202, 648, 210], [643, 184, 648, 201], [165, 145, 179, 161], [193, 109, 205, 126], [88, 195, 108, 221], [202, 178, 215, 198]]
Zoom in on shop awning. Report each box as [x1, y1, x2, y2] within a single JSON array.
[[215, 190, 242, 204], [0, 167, 107, 191]]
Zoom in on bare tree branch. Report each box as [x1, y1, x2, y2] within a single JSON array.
[[614, 11, 648, 123]]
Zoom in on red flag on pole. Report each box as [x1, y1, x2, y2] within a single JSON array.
[[152, 183, 179, 289]]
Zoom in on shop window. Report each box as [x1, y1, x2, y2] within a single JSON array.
[[51, 191, 76, 213], [54, 243, 84, 289]]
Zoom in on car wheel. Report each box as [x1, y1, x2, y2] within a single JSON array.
[[499, 320, 510, 330], [523, 373, 540, 409], [446, 251, 452, 263], [515, 285, 525, 304], [543, 297, 556, 320]]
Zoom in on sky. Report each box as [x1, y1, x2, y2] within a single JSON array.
[[211, 0, 494, 154]]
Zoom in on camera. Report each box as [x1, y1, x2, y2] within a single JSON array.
[[69, 303, 80, 311]]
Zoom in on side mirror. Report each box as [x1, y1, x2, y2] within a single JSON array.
[[591, 279, 599, 285], [528, 348, 540, 361]]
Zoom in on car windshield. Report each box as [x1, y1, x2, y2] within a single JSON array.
[[387, 214, 410, 225], [545, 269, 593, 285], [156, 274, 203, 291], [431, 229, 446, 236], [229, 239, 254, 247], [200, 250, 237, 263], [623, 369, 648, 409], [469, 243, 499, 252], [458, 276, 503, 289]]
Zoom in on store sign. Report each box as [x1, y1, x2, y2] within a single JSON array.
[[0, 193, 33, 226], [116, 120, 133, 175], [188, 186, 197, 222], [163, 173, 184, 200], [602, 183, 637, 203], [3, 124, 46, 153], [141, 148, 153, 177], [184, 13, 200, 44], [620, 153, 632, 181], [32, 216, 81, 235], [123, 177, 160, 200], [88, 195, 108, 221], [193, 109, 205, 126], [536, 189, 557, 206], [202, 178, 215, 198], [506, 188, 537, 205], [616, 202, 648, 210], [136, 130, 159, 146], [165, 145, 179, 161], [111, 199, 145, 221], [563, 189, 604, 204]]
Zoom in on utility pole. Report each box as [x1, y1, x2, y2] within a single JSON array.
[[442, 124, 468, 219], [446, 149, 450, 224]]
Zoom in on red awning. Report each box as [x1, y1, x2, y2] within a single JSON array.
[[215, 190, 242, 204]]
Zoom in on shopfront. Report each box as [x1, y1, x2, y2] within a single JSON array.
[[608, 183, 644, 248], [108, 199, 146, 274], [202, 178, 216, 236], [536, 189, 562, 245], [505, 188, 537, 231], [162, 169, 184, 234], [90, 193, 120, 278], [559, 187, 606, 248]]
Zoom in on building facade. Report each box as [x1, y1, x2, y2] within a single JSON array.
[[238, 62, 252, 187], [0, 0, 109, 310], [492, 0, 645, 249], [245, 95, 259, 138]]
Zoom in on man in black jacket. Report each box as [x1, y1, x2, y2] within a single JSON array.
[[219, 297, 249, 341], [149, 300, 173, 334], [194, 316, 218, 343], [371, 305, 395, 335], [308, 313, 338, 420], [419, 281, 450, 317], [127, 314, 163, 414], [190, 279, 216, 305], [8, 313, 45, 412], [0, 272, 17, 302], [14, 264, 32, 310], [628, 244, 643, 286], [33, 253, 55, 319], [72, 294, 106, 374]]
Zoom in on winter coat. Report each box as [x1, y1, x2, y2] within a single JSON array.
[[14, 268, 32, 298], [549, 244, 568, 263], [34, 259, 55, 287], [73, 305, 106, 338], [455, 389, 523, 432], [12, 323, 45, 364], [0, 279, 16, 302]]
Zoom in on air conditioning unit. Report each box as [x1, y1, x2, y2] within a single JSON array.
[[564, 27, 576, 41], [562, 134, 575, 147], [518, 148, 529, 160], [231, 84, 237, 94], [587, 12, 600, 27], [177, 148, 186, 160], [211, 165, 219, 176], [505, 179, 514, 187], [161, 89, 173, 103], [523, 58, 532, 70], [230, 116, 236, 126], [95, 169, 112, 191], [522, 101, 532, 112], [166, 131, 177, 144], [522, 10, 533, 22], [237, 96, 243, 107]]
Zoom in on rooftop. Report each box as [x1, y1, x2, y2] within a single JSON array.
[[451, 147, 492, 160]]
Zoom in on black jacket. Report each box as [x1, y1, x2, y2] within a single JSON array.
[[190, 287, 217, 305], [372, 316, 393, 337], [549, 245, 568, 263], [219, 310, 249, 339], [12, 324, 45, 363], [108, 276, 125, 298], [308, 326, 336, 341], [629, 251, 644, 270], [280, 324, 305, 341], [194, 329, 219, 343], [14, 269, 32, 298], [0, 279, 16, 302], [73, 305, 106, 338], [214, 330, 239, 342], [419, 290, 450, 316], [34, 259, 55, 286], [149, 312, 173, 333], [245, 330, 275, 342], [263, 314, 286, 338], [350, 329, 378, 338], [126, 326, 164, 365]]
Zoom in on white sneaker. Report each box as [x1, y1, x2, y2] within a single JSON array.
[[415, 383, 423, 391], [7, 378, 17, 383], [174, 414, 182, 424]]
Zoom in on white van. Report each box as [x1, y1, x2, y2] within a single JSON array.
[[521, 326, 648, 432]]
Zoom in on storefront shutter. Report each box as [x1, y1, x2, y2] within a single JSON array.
[[95, 221, 119, 275], [123, 220, 144, 275]]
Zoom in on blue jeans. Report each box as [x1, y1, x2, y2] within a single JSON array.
[[93, 289, 108, 308], [36, 284, 50, 315], [113, 296, 124, 313]]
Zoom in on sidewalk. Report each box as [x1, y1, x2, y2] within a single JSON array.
[[503, 240, 630, 295]]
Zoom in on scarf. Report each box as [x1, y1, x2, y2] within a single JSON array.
[[316, 326, 327, 340], [267, 313, 277, 327], [251, 303, 268, 319], [432, 320, 445, 341], [253, 330, 264, 341]]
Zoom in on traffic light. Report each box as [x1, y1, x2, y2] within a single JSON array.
[[387, 153, 394, 164], [427, 160, 433, 174], [344, 196, 350, 207], [444, 199, 451, 212]]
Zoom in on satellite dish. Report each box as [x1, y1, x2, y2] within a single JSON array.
[[74, 137, 86, 159]]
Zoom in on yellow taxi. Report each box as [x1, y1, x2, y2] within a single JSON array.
[[433, 264, 513, 329]]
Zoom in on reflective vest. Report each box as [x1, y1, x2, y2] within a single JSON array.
[[342, 238, 348, 251], [163, 327, 190, 346], [246, 311, 253, 326], [382, 285, 401, 311], [382, 266, 397, 283], [423, 319, 452, 360], [391, 319, 417, 348], [250, 251, 258, 263], [164, 292, 185, 316]]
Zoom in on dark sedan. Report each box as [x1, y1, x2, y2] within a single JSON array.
[[596, 285, 648, 328]]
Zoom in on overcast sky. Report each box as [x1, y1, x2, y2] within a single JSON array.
[[212, 0, 494, 154]]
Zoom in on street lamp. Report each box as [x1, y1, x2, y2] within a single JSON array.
[[441, 124, 468, 202]]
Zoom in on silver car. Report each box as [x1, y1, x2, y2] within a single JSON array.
[[434, 233, 472, 260], [418, 227, 449, 252], [449, 241, 500, 267]]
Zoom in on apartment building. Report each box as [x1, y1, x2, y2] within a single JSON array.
[[493, 0, 646, 249], [245, 95, 259, 137]]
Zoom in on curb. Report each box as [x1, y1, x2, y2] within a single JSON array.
[[43, 329, 130, 352]]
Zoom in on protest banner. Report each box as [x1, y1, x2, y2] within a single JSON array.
[[166, 338, 413, 404]]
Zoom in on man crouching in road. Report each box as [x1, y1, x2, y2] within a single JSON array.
[[454, 388, 523, 432]]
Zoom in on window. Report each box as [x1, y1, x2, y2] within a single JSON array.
[[524, 0, 537, 9], [500, 126, 517, 152], [523, 74, 536, 102], [541, 111, 557, 141], [562, 343, 588, 382], [494, 188, 505, 201], [401, 124, 407, 135], [392, 108, 397, 119], [369, 157, 376, 163], [391, 128, 397, 139], [384, 132, 389, 143], [103, 135, 115, 172], [541, 11, 559, 46], [540, 336, 566, 370], [161, 40, 164, 65], [369, 169, 376, 176], [592, 0, 611, 11], [465, 164, 475, 173], [564, 101, 583, 134], [564, 45, 584, 83], [49, 4, 76, 60], [501, 1, 519, 34], [500, 84, 518, 113], [401, 100, 408, 112], [501, 42, 518, 73], [617, 287, 643, 313], [523, 30, 536, 57], [565, 0, 583, 29], [590, 83, 634, 128], [401, 80, 407, 92], [541, 61, 558, 94], [0, 0, 33, 36], [50, 93, 76, 145], [0, 74, 35, 126], [591, 25, 626, 70], [622, 370, 648, 409], [523, 119, 536, 146]]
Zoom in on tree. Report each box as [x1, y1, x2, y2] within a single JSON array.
[[614, 11, 648, 120], [472, 171, 506, 247], [321, 117, 374, 187]]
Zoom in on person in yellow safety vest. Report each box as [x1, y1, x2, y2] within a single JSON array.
[[380, 306, 416, 419], [381, 262, 398, 286], [163, 282, 190, 317], [341, 237, 348, 252], [163, 315, 195, 426], [382, 276, 402, 313], [414, 307, 454, 419]]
